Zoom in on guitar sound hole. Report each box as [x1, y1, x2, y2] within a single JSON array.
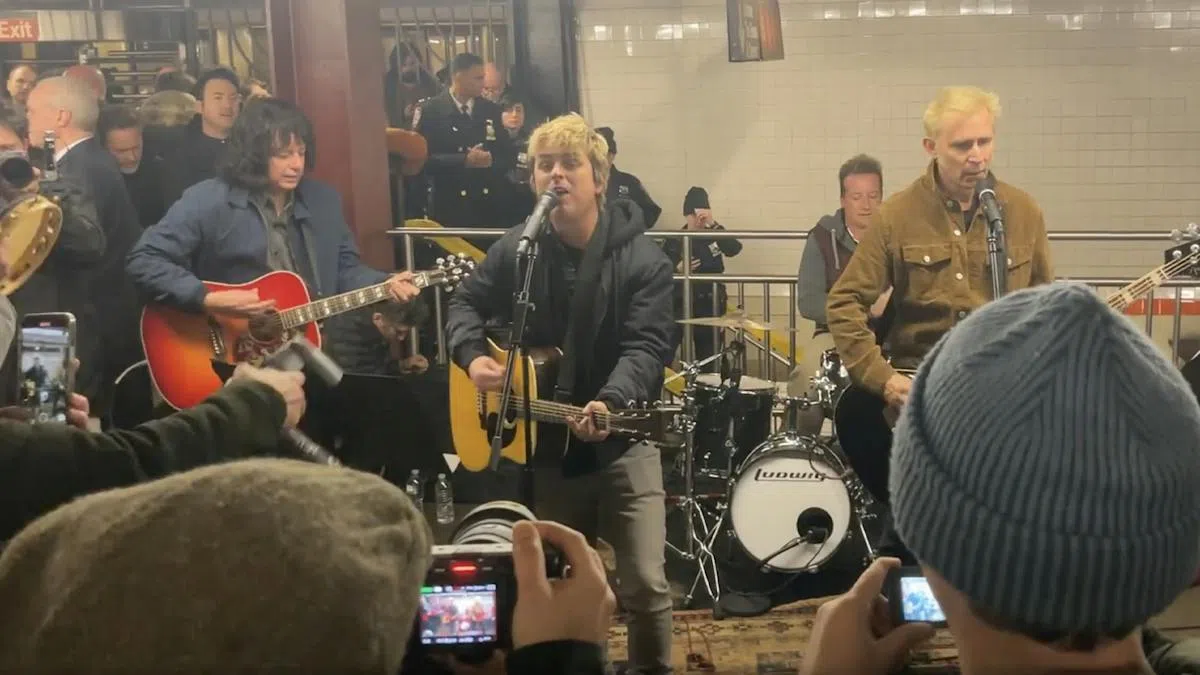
[[247, 311, 284, 343]]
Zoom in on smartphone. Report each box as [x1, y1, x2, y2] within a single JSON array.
[[17, 312, 76, 424], [888, 566, 948, 628], [416, 583, 499, 647]]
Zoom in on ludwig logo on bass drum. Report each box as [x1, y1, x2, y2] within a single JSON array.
[[753, 467, 826, 482]]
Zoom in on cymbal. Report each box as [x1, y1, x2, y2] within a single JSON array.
[[676, 314, 800, 332]]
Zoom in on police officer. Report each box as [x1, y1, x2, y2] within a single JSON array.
[[413, 53, 513, 234], [595, 126, 661, 228]]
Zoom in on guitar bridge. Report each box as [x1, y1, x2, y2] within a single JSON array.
[[207, 317, 227, 359]]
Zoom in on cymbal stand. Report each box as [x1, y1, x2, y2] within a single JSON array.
[[665, 356, 727, 608]]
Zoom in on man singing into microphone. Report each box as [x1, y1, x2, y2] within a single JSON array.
[[445, 113, 676, 674], [825, 86, 1053, 559]]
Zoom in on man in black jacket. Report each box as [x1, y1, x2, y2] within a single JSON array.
[[595, 126, 661, 229], [446, 114, 676, 674], [0, 101, 106, 404], [24, 76, 144, 411], [158, 67, 240, 210]]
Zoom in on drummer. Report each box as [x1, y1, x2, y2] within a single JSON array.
[[790, 155, 890, 434]]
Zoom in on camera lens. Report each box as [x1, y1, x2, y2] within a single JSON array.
[[450, 500, 536, 546]]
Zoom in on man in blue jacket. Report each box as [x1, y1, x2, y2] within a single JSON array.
[[126, 98, 418, 325]]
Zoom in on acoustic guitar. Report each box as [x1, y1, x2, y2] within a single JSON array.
[[142, 256, 474, 410], [835, 230, 1200, 505], [449, 338, 679, 472]]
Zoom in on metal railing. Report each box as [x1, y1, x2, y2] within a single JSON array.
[[390, 227, 1199, 376]]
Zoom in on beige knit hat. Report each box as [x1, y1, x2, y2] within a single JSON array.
[[0, 458, 433, 672]]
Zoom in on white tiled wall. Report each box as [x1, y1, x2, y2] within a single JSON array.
[[576, 0, 1200, 281]]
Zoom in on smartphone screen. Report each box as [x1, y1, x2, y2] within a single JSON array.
[[417, 584, 498, 646], [899, 575, 946, 623], [17, 314, 75, 424]]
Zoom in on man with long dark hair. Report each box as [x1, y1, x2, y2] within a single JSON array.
[[126, 98, 419, 342]]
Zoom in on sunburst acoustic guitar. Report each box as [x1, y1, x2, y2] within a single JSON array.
[[142, 256, 474, 410]]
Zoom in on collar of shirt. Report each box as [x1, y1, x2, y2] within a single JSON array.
[[251, 191, 295, 220], [450, 92, 474, 116], [924, 160, 982, 214], [54, 135, 92, 163]]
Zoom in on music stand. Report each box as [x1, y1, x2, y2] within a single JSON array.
[[210, 362, 448, 481]]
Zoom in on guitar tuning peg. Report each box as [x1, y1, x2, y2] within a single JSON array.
[[1171, 229, 1183, 242], [1188, 223, 1200, 237]]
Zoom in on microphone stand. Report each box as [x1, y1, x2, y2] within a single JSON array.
[[489, 240, 540, 509], [985, 215, 1007, 300]]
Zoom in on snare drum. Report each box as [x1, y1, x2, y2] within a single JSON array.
[[728, 433, 854, 572], [692, 373, 775, 478]]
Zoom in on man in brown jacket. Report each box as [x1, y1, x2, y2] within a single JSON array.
[[826, 86, 1053, 555]]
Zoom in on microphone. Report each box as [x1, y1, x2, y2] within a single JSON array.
[[975, 174, 1004, 233], [262, 336, 343, 467], [515, 189, 560, 257]]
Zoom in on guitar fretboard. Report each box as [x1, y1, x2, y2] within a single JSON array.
[[1105, 255, 1193, 312], [279, 273, 436, 330]]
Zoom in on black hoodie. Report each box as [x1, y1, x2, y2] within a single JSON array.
[[158, 115, 228, 210], [445, 200, 676, 476]]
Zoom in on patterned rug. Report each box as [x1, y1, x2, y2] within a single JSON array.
[[605, 597, 958, 674]]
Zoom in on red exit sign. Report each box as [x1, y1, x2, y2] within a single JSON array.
[[0, 16, 39, 43]]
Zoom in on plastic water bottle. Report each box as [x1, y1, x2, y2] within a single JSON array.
[[435, 473, 454, 525], [404, 469, 423, 506]]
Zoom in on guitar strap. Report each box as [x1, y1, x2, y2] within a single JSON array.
[[553, 208, 612, 406]]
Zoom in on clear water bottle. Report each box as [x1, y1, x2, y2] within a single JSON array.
[[404, 469, 423, 506], [434, 473, 454, 525]]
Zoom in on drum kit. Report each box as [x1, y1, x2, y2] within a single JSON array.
[[664, 314, 876, 613]]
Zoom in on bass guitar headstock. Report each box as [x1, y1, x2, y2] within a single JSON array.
[[1167, 223, 1200, 278], [419, 255, 477, 292]]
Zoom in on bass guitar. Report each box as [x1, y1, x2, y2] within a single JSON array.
[[142, 256, 474, 410], [835, 229, 1200, 506], [448, 338, 678, 472]]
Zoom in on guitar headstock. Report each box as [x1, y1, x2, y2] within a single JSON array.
[[427, 255, 476, 292], [1167, 223, 1200, 278], [607, 403, 684, 448]]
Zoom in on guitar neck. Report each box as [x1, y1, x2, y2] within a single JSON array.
[[1105, 257, 1191, 312], [491, 394, 622, 432], [278, 272, 437, 330]]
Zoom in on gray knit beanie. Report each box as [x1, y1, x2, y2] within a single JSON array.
[[892, 282, 1200, 634], [0, 458, 433, 672]]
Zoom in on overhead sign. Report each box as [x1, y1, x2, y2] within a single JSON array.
[[0, 15, 39, 43]]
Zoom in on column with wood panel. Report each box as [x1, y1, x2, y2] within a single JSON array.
[[266, 0, 394, 271]]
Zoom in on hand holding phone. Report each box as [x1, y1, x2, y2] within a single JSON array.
[[17, 312, 76, 425], [888, 566, 948, 628], [801, 557, 935, 675]]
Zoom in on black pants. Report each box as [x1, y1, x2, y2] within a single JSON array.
[[876, 509, 917, 565]]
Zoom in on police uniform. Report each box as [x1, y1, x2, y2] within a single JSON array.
[[413, 90, 513, 229]]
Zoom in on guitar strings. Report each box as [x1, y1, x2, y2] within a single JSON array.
[[1106, 254, 1193, 309]]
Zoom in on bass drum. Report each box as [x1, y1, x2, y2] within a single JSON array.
[[728, 434, 855, 572]]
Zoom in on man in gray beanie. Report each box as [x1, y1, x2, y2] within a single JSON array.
[[801, 283, 1200, 674]]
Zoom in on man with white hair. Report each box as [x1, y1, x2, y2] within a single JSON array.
[[25, 76, 143, 417]]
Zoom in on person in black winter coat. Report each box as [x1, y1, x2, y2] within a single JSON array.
[[446, 113, 676, 674], [595, 126, 661, 229], [661, 186, 742, 366]]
